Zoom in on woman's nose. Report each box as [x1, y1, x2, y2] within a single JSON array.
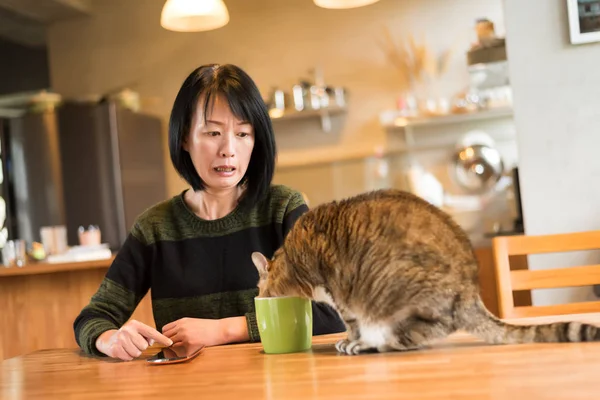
[[220, 135, 235, 158]]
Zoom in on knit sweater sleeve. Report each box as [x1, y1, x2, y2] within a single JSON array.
[[73, 223, 152, 356]]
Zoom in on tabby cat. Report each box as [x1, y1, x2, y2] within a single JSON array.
[[251, 188, 600, 355]]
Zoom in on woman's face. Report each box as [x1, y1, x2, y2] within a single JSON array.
[[184, 94, 255, 193]]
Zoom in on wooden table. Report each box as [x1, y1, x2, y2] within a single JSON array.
[[2, 313, 600, 399]]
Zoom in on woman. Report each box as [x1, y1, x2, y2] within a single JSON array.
[[73, 64, 345, 361]]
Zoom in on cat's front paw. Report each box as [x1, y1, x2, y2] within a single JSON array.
[[335, 339, 350, 354], [335, 339, 369, 355]]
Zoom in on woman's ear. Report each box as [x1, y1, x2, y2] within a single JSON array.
[[251, 252, 269, 276], [182, 135, 189, 152]]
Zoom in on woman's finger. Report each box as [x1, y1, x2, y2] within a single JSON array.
[[113, 345, 133, 361], [130, 332, 150, 351], [168, 331, 183, 343], [136, 322, 173, 347], [119, 333, 142, 358], [161, 320, 177, 332], [161, 326, 177, 339]]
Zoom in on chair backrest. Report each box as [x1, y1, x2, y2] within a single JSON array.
[[492, 230, 600, 318]]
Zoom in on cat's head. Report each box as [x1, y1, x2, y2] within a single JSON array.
[[251, 249, 313, 299]]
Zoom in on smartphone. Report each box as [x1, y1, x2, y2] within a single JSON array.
[[146, 346, 204, 365]]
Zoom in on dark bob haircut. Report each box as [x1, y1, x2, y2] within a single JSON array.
[[169, 63, 276, 208]]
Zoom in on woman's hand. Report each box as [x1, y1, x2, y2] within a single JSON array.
[[95, 319, 173, 361], [162, 317, 249, 355]]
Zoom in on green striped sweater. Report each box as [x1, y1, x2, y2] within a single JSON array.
[[73, 184, 345, 356]]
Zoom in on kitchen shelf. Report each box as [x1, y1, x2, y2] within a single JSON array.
[[270, 105, 346, 132], [0, 90, 62, 118], [379, 106, 513, 129], [0, 108, 26, 118]]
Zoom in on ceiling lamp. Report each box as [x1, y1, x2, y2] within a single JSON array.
[[313, 0, 380, 9], [160, 0, 229, 32]]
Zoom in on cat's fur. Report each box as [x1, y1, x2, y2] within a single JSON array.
[[252, 188, 600, 355]]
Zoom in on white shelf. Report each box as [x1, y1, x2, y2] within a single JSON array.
[[270, 105, 346, 132], [380, 106, 513, 129]]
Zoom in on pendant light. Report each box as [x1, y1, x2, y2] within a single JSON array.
[[160, 0, 229, 32], [313, 0, 380, 9]]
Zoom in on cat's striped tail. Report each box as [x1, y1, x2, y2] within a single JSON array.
[[457, 296, 600, 343]]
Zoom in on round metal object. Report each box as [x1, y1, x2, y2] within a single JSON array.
[[452, 144, 504, 193]]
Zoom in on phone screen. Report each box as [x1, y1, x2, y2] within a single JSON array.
[[146, 346, 204, 365]]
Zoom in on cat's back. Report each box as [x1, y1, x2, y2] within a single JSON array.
[[309, 188, 474, 257], [314, 188, 447, 220]]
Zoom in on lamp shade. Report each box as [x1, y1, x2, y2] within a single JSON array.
[[160, 0, 229, 32], [313, 0, 380, 9]]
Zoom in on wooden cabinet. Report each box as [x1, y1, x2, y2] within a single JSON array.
[[0, 258, 154, 361]]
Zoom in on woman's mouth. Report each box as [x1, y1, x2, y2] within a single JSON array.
[[213, 166, 236, 176]]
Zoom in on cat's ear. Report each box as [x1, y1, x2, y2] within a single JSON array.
[[251, 252, 269, 276]]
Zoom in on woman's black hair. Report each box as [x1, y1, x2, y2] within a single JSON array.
[[169, 63, 276, 208]]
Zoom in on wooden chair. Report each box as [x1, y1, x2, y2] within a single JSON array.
[[492, 230, 600, 319]]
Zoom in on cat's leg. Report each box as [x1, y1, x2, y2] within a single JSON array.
[[311, 286, 360, 352], [336, 321, 401, 355], [335, 317, 450, 356], [387, 310, 455, 352], [333, 306, 367, 354], [335, 311, 419, 355], [334, 307, 394, 355], [311, 287, 362, 353], [328, 307, 376, 354], [335, 317, 366, 353]]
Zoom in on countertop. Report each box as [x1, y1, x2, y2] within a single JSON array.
[[0, 256, 115, 277]]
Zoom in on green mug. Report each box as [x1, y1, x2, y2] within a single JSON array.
[[254, 296, 313, 354]]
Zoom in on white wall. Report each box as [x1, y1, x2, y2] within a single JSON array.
[[46, 0, 505, 197], [504, 0, 600, 305]]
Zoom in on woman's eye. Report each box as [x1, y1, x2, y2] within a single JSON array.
[[206, 131, 220, 136], [238, 132, 250, 138]]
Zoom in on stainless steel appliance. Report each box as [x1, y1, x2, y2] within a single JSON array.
[[57, 100, 167, 250], [0, 111, 66, 247], [0, 99, 167, 251]]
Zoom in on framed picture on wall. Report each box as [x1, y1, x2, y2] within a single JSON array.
[[567, 0, 600, 44]]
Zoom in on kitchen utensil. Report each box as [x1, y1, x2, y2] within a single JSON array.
[[452, 144, 504, 194]]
